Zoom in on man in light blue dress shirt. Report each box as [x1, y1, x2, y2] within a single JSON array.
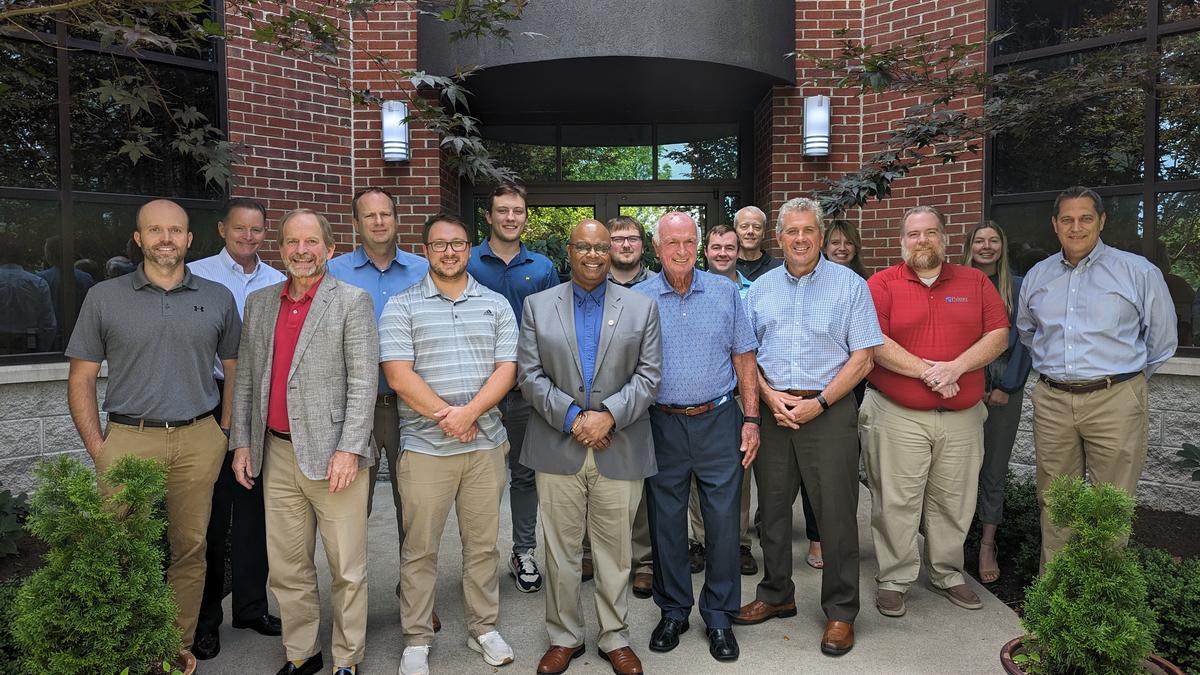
[[187, 197, 285, 659], [1016, 186, 1176, 567]]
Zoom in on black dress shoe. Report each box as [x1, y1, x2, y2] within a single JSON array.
[[192, 630, 220, 660], [688, 543, 705, 574], [649, 616, 689, 652], [275, 652, 323, 675], [234, 613, 283, 636], [707, 627, 739, 661]]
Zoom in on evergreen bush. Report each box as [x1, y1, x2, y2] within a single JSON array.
[[0, 489, 27, 558], [0, 580, 24, 675], [1021, 476, 1157, 675], [1132, 545, 1200, 673], [11, 454, 181, 674]]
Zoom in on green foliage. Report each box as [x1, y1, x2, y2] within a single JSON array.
[[0, 489, 27, 558], [0, 580, 24, 675], [1021, 477, 1157, 675], [1132, 545, 1200, 672], [12, 455, 181, 675], [1178, 443, 1200, 482], [967, 472, 1041, 590], [525, 235, 569, 277]]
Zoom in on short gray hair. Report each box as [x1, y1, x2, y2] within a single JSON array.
[[776, 197, 824, 235], [651, 212, 702, 245], [733, 205, 766, 228]]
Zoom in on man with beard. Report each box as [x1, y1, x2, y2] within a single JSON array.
[[67, 199, 241, 661], [519, 219, 661, 675], [862, 205, 1008, 619], [231, 208, 378, 675], [383, 213, 518, 675], [633, 213, 759, 663], [468, 183, 558, 594], [606, 215, 655, 287], [734, 206, 782, 282]]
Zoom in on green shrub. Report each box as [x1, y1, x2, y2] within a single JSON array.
[[0, 489, 27, 558], [0, 580, 24, 675], [1132, 545, 1200, 672], [1021, 477, 1157, 675], [11, 454, 182, 674]]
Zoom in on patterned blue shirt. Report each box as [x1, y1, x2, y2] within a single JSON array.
[[467, 239, 559, 325], [746, 256, 883, 390], [1017, 240, 1177, 381], [328, 245, 429, 393], [563, 282, 607, 431], [634, 269, 758, 405]]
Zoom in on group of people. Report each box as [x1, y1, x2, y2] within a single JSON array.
[[63, 182, 1176, 675]]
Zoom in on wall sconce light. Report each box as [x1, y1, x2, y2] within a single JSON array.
[[382, 100, 410, 162], [803, 95, 831, 157]]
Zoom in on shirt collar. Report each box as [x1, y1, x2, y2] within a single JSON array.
[[655, 268, 705, 296], [218, 246, 264, 276], [131, 263, 199, 292], [1058, 239, 1107, 270], [783, 254, 826, 282], [349, 244, 415, 271], [421, 271, 482, 300], [280, 274, 323, 302], [737, 271, 752, 289], [572, 282, 607, 306], [479, 238, 528, 265], [900, 260, 958, 284]]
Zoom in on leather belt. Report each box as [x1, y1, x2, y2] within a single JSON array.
[[786, 390, 822, 399], [377, 393, 397, 405], [1039, 372, 1139, 394], [269, 429, 292, 442], [656, 393, 732, 416], [109, 412, 211, 429]]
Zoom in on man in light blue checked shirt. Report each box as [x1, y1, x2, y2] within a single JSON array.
[[736, 197, 882, 658], [1017, 186, 1176, 568]]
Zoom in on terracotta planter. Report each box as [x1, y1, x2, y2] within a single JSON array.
[[1000, 637, 1185, 675], [178, 649, 197, 675]]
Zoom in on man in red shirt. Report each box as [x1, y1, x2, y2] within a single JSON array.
[[862, 206, 1008, 619]]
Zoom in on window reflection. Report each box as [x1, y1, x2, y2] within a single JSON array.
[[1156, 192, 1200, 347], [1158, 32, 1200, 181], [0, 200, 61, 355], [0, 39, 58, 189], [990, 196, 1144, 276], [995, 0, 1144, 55]]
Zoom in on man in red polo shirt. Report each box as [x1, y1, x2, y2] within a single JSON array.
[[861, 206, 1008, 619]]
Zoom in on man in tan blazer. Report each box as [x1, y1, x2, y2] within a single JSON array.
[[231, 208, 378, 675], [518, 219, 661, 675]]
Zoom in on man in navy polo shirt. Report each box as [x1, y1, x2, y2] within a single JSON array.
[[468, 182, 559, 593]]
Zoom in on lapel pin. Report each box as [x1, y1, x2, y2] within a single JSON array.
[[607, 319, 615, 326]]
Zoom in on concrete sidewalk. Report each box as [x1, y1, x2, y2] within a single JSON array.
[[206, 483, 1020, 674]]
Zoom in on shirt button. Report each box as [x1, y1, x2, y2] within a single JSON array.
[[682, 312, 686, 317]]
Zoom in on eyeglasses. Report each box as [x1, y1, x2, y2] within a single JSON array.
[[568, 242, 612, 255], [427, 240, 470, 252], [610, 236, 641, 246]]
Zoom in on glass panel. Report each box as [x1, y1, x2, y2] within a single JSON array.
[[990, 195, 1144, 275], [561, 125, 653, 181], [1158, 32, 1200, 181], [723, 193, 741, 226], [524, 205, 595, 276], [994, 0, 1145, 55], [0, 39, 58, 189], [620, 204, 707, 234], [488, 141, 557, 182], [656, 123, 739, 180], [992, 48, 1145, 194], [0, 198, 61, 354], [69, 4, 218, 62], [1162, 0, 1200, 24], [73, 202, 222, 286], [1155, 191, 1200, 347], [70, 52, 220, 198]]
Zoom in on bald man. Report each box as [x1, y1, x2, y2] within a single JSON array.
[[67, 198, 241, 657], [518, 220, 661, 675]]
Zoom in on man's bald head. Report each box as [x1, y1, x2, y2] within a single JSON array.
[[136, 199, 190, 233], [570, 219, 608, 241], [568, 219, 611, 290]]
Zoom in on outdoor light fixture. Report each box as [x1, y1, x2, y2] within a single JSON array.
[[803, 95, 831, 157], [381, 100, 410, 162]]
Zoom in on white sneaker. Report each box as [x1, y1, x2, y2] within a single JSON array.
[[399, 645, 430, 675], [468, 630, 515, 666]]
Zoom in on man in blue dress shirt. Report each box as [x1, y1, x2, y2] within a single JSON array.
[[633, 213, 760, 663], [468, 183, 560, 593], [1017, 186, 1176, 567]]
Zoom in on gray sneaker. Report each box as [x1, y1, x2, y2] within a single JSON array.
[[876, 589, 907, 617]]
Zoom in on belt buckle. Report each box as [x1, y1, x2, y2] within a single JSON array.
[[684, 405, 698, 416]]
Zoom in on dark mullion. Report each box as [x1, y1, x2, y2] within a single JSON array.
[[990, 184, 1148, 204], [68, 191, 223, 209], [1142, 0, 1160, 258], [983, 0, 998, 220], [1158, 16, 1200, 36], [55, 13, 75, 354], [62, 36, 220, 72], [991, 27, 1149, 67]]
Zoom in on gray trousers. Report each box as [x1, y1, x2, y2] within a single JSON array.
[[499, 391, 538, 554], [977, 387, 1024, 525], [366, 395, 403, 597]]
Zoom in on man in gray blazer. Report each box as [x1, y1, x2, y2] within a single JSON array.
[[518, 219, 662, 675], [231, 208, 378, 675]]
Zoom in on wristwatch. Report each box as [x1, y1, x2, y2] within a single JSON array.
[[815, 393, 830, 410], [743, 415, 761, 425]]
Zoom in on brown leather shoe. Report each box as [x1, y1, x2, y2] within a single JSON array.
[[598, 646, 643, 675], [537, 644, 585, 674], [739, 545, 758, 575], [581, 552, 594, 582], [820, 619, 854, 656], [631, 572, 653, 599], [733, 598, 797, 625], [432, 610, 441, 633]]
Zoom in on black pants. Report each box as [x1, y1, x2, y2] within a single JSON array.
[[196, 379, 270, 636]]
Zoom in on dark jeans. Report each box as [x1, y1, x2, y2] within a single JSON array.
[[499, 391, 537, 554]]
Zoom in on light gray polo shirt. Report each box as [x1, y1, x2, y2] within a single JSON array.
[[66, 264, 241, 420], [378, 273, 517, 456]]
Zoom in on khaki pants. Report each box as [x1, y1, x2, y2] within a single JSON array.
[[1031, 376, 1148, 567], [263, 433, 369, 666], [688, 467, 753, 548], [861, 390, 986, 593], [96, 416, 226, 649], [397, 443, 507, 646], [537, 450, 643, 653]]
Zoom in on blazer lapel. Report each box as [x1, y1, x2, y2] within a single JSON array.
[[258, 285, 284, 422], [593, 285, 623, 372], [288, 274, 335, 381], [554, 283, 583, 379]]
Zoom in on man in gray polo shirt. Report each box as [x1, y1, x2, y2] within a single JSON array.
[[380, 213, 518, 675], [66, 198, 241, 657]]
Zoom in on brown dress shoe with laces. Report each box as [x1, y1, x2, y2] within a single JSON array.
[[537, 645, 585, 674], [820, 619, 854, 656], [733, 598, 797, 625], [598, 646, 643, 675], [631, 572, 653, 599]]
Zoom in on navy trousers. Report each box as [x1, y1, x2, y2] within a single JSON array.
[[647, 399, 743, 628]]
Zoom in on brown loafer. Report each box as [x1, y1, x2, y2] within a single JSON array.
[[820, 619, 854, 656], [433, 610, 441, 633], [930, 582, 983, 610], [733, 598, 797, 625], [739, 545, 758, 575], [631, 572, 653, 599], [537, 644, 585, 674], [581, 553, 594, 582], [598, 646, 643, 675]]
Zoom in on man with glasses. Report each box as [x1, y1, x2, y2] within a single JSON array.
[[383, 214, 519, 675], [468, 183, 560, 594], [607, 215, 655, 288], [518, 219, 661, 675]]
